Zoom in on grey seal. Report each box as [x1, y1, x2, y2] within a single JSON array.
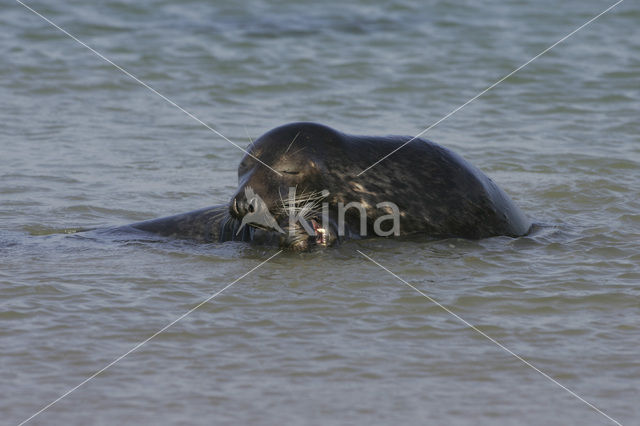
[[125, 122, 531, 250]]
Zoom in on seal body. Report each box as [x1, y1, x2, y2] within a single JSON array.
[[127, 122, 530, 250], [227, 122, 531, 250], [126, 205, 240, 242], [124, 205, 278, 244]]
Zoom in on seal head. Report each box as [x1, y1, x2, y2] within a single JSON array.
[[229, 122, 531, 250]]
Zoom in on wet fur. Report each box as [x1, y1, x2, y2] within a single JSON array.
[[124, 122, 531, 249]]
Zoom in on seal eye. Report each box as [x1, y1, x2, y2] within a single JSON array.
[[282, 170, 299, 175], [248, 202, 255, 213]]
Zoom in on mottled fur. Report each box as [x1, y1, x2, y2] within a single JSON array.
[[127, 122, 530, 250]]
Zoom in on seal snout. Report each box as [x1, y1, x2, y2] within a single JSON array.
[[231, 186, 285, 235], [230, 195, 251, 218]]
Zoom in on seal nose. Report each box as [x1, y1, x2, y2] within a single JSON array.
[[231, 195, 250, 218]]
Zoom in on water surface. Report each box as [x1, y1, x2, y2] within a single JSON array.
[[2, 0, 639, 424]]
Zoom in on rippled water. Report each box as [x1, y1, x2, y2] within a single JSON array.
[[2, 0, 639, 425]]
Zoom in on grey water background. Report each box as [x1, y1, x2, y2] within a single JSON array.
[[1, 0, 639, 424]]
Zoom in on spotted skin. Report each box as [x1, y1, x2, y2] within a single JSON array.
[[228, 122, 531, 249], [125, 122, 531, 249]]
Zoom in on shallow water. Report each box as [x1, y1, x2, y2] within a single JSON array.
[[2, 0, 639, 425]]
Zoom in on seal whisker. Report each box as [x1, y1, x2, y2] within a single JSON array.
[[243, 126, 255, 152], [284, 131, 301, 154], [288, 146, 307, 157]]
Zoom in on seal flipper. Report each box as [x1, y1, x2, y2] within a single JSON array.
[[128, 205, 236, 242]]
